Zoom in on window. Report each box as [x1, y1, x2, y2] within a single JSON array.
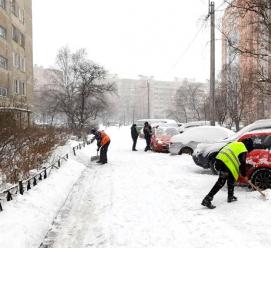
[[13, 79, 25, 95], [12, 25, 19, 42], [263, 136, 271, 150], [0, 87, 7, 96], [14, 79, 18, 94], [242, 135, 271, 150], [12, 52, 25, 71], [20, 32, 25, 48], [18, 7, 24, 23], [0, 0, 5, 9], [20, 81, 25, 95], [20, 56, 25, 71], [0, 55, 7, 69], [11, 0, 17, 16], [0, 25, 6, 39], [12, 25, 25, 48]]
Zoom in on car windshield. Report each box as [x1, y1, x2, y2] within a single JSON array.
[[156, 128, 179, 137]]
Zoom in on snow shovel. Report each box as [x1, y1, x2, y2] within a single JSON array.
[[91, 150, 100, 162], [248, 180, 268, 200]]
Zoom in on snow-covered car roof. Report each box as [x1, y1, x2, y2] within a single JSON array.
[[194, 126, 271, 157], [170, 126, 234, 144], [242, 129, 271, 135], [155, 126, 179, 136]]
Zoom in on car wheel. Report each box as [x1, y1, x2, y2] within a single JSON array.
[[251, 168, 271, 190], [209, 158, 219, 175], [179, 147, 193, 155]]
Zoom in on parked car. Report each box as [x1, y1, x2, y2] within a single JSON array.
[[150, 126, 179, 152], [169, 126, 234, 155], [135, 119, 178, 138], [178, 121, 210, 133], [238, 133, 271, 190], [193, 119, 271, 173]]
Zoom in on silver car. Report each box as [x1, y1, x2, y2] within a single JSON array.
[[169, 126, 234, 155]]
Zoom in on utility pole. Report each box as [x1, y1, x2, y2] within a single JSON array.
[[209, 1, 216, 126], [147, 80, 150, 119]]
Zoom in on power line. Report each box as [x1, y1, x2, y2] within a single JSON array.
[[165, 21, 207, 75]]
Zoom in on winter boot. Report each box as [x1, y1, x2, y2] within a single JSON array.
[[227, 188, 237, 203], [227, 195, 237, 203], [201, 196, 216, 209]]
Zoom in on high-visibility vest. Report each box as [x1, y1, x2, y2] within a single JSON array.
[[216, 141, 247, 181], [100, 131, 110, 146]]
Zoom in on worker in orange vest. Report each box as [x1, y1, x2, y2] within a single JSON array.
[[91, 128, 111, 164]]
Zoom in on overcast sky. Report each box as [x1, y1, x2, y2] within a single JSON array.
[[33, 0, 225, 82]]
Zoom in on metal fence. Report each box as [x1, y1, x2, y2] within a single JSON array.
[[0, 141, 91, 212]]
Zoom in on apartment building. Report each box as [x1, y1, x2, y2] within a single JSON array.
[[222, 0, 271, 123], [106, 75, 184, 125], [0, 0, 33, 126]]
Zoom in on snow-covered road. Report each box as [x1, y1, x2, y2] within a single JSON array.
[[1, 126, 271, 247]]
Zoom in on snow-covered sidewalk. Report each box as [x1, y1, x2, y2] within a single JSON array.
[[1, 126, 271, 247]]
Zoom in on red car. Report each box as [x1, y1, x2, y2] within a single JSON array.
[[237, 131, 271, 189], [151, 127, 179, 153]]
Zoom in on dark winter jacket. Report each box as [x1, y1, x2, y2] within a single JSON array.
[[143, 124, 152, 139], [91, 131, 102, 149], [131, 124, 139, 140]]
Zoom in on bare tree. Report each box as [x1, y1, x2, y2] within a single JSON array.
[[222, 63, 255, 130], [169, 80, 207, 123], [222, 0, 271, 94], [49, 47, 116, 130]]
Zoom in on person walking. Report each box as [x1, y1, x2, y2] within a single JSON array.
[[131, 124, 139, 151], [91, 128, 111, 164], [143, 121, 152, 152], [201, 138, 254, 209]]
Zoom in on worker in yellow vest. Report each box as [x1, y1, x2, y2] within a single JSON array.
[[201, 138, 254, 209]]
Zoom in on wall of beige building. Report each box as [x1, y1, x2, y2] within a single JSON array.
[[0, 0, 33, 111]]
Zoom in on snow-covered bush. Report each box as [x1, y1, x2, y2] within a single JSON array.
[[0, 127, 69, 186]]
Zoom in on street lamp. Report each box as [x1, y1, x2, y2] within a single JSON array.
[[138, 75, 153, 119]]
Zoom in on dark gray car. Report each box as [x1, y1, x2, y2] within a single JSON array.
[[192, 119, 271, 173]]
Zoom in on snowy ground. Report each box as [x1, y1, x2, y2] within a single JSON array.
[[1, 126, 271, 248]]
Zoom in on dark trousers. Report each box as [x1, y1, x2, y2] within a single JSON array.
[[207, 160, 235, 199], [144, 137, 151, 151], [132, 137, 138, 150], [100, 141, 110, 163]]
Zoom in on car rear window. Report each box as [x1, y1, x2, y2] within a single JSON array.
[[240, 134, 271, 150]]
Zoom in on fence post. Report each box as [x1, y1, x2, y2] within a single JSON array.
[[39, 173, 42, 181], [7, 191, 12, 201], [66, 154, 69, 159], [58, 159, 61, 168], [27, 181, 31, 191], [44, 168, 47, 179], [0, 202, 2, 212], [19, 180, 24, 195], [73, 147, 76, 156], [33, 177, 37, 186]]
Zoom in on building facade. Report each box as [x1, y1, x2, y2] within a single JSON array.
[[0, 0, 33, 126], [106, 76, 184, 125], [222, 0, 271, 124]]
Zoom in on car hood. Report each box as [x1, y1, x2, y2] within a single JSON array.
[[194, 141, 229, 157], [155, 135, 171, 143]]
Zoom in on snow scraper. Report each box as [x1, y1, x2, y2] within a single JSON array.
[[248, 180, 268, 200], [91, 150, 100, 162]]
